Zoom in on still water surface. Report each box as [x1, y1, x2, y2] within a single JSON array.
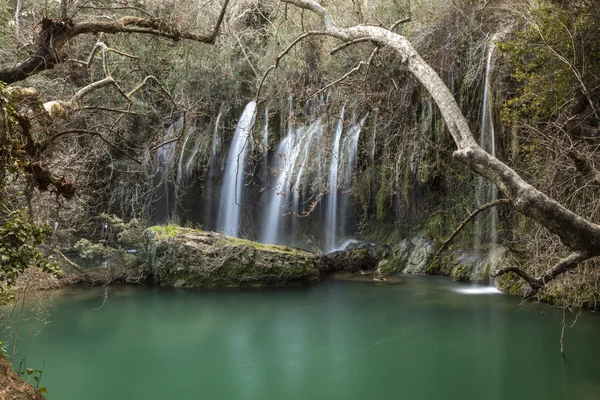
[[8, 275, 600, 400]]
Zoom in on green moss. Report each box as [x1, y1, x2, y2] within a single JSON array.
[[427, 256, 441, 274], [376, 169, 389, 222], [150, 225, 193, 237], [218, 236, 309, 255]]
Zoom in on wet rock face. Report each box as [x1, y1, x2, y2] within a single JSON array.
[[143, 227, 320, 287], [319, 241, 392, 273], [428, 246, 510, 283], [377, 237, 436, 275]]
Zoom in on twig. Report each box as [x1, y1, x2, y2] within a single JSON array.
[[93, 287, 108, 311], [330, 38, 373, 55], [256, 31, 328, 101], [388, 17, 411, 31]]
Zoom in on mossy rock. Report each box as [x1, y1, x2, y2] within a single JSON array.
[[320, 241, 392, 273], [432, 246, 510, 284], [378, 237, 435, 275], [143, 226, 320, 287]]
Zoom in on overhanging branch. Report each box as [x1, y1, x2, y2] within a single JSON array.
[[282, 0, 600, 291]]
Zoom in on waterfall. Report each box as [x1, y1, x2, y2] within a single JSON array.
[[475, 41, 499, 249], [291, 118, 322, 241], [262, 99, 294, 244], [173, 122, 196, 219], [261, 136, 291, 244], [325, 105, 345, 252], [200, 106, 224, 231], [261, 124, 311, 245], [262, 97, 327, 245], [262, 107, 269, 181], [216, 101, 257, 237], [337, 113, 366, 248], [155, 118, 183, 222]]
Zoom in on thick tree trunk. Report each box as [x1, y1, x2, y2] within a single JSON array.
[[282, 0, 600, 287]]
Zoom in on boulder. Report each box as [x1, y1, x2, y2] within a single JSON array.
[[319, 241, 392, 273], [377, 237, 435, 275], [143, 226, 320, 287]]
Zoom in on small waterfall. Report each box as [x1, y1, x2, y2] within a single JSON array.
[[262, 107, 269, 182], [291, 118, 322, 241], [338, 113, 366, 248], [262, 100, 295, 244], [155, 118, 183, 222], [173, 121, 196, 219], [216, 101, 257, 237], [262, 98, 326, 245], [262, 136, 291, 244], [325, 105, 345, 252], [261, 125, 311, 244], [370, 111, 377, 166], [475, 41, 499, 250], [200, 106, 224, 230]]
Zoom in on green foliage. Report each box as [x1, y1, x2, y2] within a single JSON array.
[[74, 215, 145, 260], [376, 168, 389, 222], [0, 84, 59, 305], [499, 0, 600, 122], [0, 210, 58, 304]]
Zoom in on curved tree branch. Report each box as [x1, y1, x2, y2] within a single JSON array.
[[282, 0, 600, 288], [435, 199, 511, 259]]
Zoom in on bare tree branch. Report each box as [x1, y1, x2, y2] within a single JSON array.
[[492, 252, 590, 294], [435, 199, 511, 259], [256, 31, 328, 101], [0, 0, 230, 84]]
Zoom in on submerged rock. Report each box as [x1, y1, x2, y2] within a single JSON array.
[[143, 226, 320, 287]]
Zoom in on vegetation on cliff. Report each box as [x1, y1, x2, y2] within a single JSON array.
[[0, 0, 598, 308]]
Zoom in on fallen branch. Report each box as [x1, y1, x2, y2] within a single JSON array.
[[55, 249, 92, 282]]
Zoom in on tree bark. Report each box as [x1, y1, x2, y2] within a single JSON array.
[[281, 0, 600, 285]]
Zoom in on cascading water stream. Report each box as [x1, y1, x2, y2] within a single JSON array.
[[216, 101, 257, 237], [173, 121, 196, 219], [155, 118, 183, 222], [291, 118, 322, 239], [261, 126, 310, 245], [325, 105, 345, 252], [263, 107, 269, 174], [338, 114, 366, 244], [201, 106, 224, 230], [262, 99, 293, 244], [475, 41, 498, 250]]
